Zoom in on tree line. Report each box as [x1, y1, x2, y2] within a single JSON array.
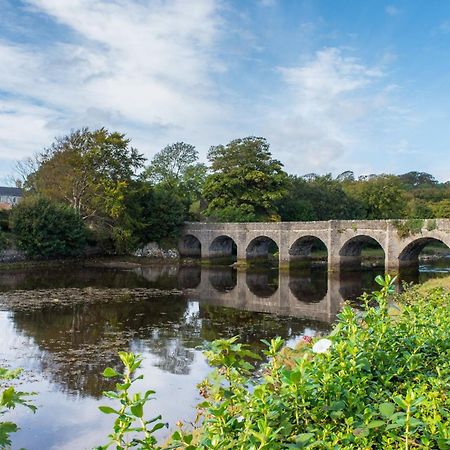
[[6, 128, 449, 258]]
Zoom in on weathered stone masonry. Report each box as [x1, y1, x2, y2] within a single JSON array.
[[179, 219, 450, 271]]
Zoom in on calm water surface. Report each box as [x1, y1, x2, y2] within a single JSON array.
[[0, 262, 448, 450]]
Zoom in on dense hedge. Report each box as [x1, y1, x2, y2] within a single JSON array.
[[10, 197, 87, 259]]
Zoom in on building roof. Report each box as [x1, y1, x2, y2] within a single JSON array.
[[0, 186, 23, 197]]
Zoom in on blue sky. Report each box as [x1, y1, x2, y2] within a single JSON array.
[[0, 0, 449, 182]]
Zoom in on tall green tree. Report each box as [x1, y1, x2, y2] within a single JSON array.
[[344, 175, 406, 219], [24, 128, 145, 251], [277, 175, 363, 221], [145, 142, 207, 219], [117, 182, 186, 251], [203, 137, 288, 222], [26, 128, 145, 220]]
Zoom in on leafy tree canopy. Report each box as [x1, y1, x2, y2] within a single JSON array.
[[344, 175, 407, 219], [144, 142, 207, 219], [118, 182, 186, 251], [24, 128, 145, 251], [398, 171, 438, 189], [26, 128, 145, 221], [203, 137, 288, 222], [277, 175, 363, 221]]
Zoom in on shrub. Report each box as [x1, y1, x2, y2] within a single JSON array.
[[169, 275, 449, 449], [97, 276, 449, 449], [393, 218, 424, 238], [0, 367, 36, 448], [10, 196, 87, 259]]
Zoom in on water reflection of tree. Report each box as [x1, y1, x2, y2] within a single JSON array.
[[0, 267, 151, 291], [11, 295, 192, 398]]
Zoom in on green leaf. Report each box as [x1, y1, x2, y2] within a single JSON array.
[[367, 420, 385, 429], [98, 405, 118, 415], [386, 423, 402, 431], [393, 396, 407, 409], [149, 422, 166, 434], [102, 367, 119, 378], [130, 403, 143, 418], [379, 402, 396, 418], [295, 433, 314, 446]]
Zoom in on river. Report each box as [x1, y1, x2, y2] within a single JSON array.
[[0, 260, 448, 449]]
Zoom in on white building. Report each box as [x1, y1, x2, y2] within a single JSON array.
[[0, 187, 22, 209]]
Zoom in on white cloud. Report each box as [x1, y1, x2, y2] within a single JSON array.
[[0, 1, 428, 179], [260, 48, 389, 174], [385, 5, 401, 16], [0, 0, 230, 163]]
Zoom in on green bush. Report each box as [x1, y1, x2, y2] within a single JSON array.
[[97, 276, 449, 449], [169, 275, 449, 449], [10, 197, 87, 259]]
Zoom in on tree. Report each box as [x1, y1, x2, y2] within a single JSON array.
[[10, 197, 87, 258], [344, 175, 406, 219], [203, 137, 288, 222], [277, 175, 363, 221], [432, 199, 450, 218], [24, 128, 145, 251], [145, 142, 207, 220], [398, 171, 437, 189], [336, 170, 355, 182], [146, 142, 199, 188], [26, 128, 145, 218], [117, 182, 186, 251]]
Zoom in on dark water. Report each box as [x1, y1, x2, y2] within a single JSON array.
[[0, 262, 448, 450]]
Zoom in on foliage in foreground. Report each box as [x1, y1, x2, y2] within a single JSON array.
[[0, 367, 36, 448], [97, 275, 449, 449], [95, 352, 167, 450]]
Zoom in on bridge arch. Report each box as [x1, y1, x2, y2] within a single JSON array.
[[209, 235, 237, 260], [289, 235, 328, 266], [178, 234, 201, 257], [398, 237, 450, 269], [339, 235, 385, 270], [246, 236, 279, 262]]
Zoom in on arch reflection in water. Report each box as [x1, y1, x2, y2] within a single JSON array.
[[192, 267, 342, 323], [208, 267, 237, 292], [339, 235, 385, 271], [288, 268, 328, 303], [338, 269, 384, 302], [246, 270, 279, 298]]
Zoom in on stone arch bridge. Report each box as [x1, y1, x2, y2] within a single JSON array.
[[179, 219, 450, 271]]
